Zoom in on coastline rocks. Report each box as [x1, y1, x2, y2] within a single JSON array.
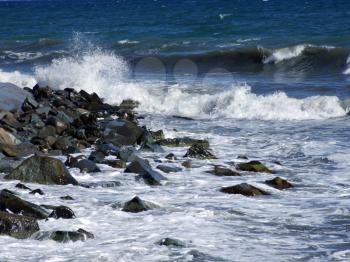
[[207, 165, 241, 176], [0, 159, 22, 173], [74, 159, 101, 173], [0, 210, 40, 239], [237, 161, 272, 173], [0, 189, 49, 219], [5, 155, 78, 185], [183, 144, 217, 160], [0, 82, 33, 111], [104, 119, 143, 146], [158, 137, 209, 148], [220, 183, 269, 197], [122, 196, 159, 213], [125, 157, 167, 185], [265, 177, 292, 190], [32, 228, 94, 243], [49, 205, 76, 219], [60, 195, 74, 200]]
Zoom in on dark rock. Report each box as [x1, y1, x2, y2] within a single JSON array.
[[37, 125, 56, 138], [5, 155, 78, 185], [118, 146, 137, 162], [65, 155, 86, 167], [32, 85, 53, 100], [60, 195, 74, 200], [237, 161, 272, 173], [0, 144, 17, 157], [52, 137, 71, 151], [183, 144, 217, 160], [82, 181, 122, 188], [0, 127, 20, 145], [220, 183, 269, 197], [0, 159, 22, 173], [150, 130, 165, 141], [15, 183, 32, 191], [140, 129, 165, 152], [172, 115, 194, 121], [207, 165, 241, 176], [165, 153, 177, 160], [157, 165, 182, 173], [29, 189, 44, 195], [46, 117, 67, 134], [97, 143, 120, 156], [119, 99, 139, 110], [74, 159, 101, 173], [32, 228, 94, 242], [125, 157, 167, 185], [13, 143, 39, 158], [237, 155, 249, 160], [158, 137, 209, 148], [88, 151, 105, 163], [49, 205, 76, 219], [0, 210, 40, 238], [104, 159, 126, 169], [104, 119, 143, 146], [182, 160, 192, 169], [0, 189, 49, 219], [22, 97, 39, 112], [158, 237, 186, 247], [30, 114, 45, 129], [265, 177, 292, 190], [122, 196, 158, 213]]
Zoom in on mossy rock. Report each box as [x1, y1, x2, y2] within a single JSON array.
[[265, 177, 292, 190], [158, 137, 209, 148], [206, 165, 241, 176], [237, 161, 272, 173], [220, 183, 269, 197]]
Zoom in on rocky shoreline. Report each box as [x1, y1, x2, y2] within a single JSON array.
[[0, 83, 292, 244]]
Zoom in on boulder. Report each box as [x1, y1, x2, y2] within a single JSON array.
[[0, 144, 17, 157], [104, 159, 126, 169], [0, 127, 20, 145], [165, 153, 177, 160], [32, 228, 94, 243], [150, 130, 165, 141], [0, 82, 33, 111], [104, 119, 143, 146], [29, 189, 44, 195], [74, 159, 101, 173], [49, 205, 75, 219], [82, 181, 121, 189], [183, 144, 217, 160], [122, 196, 158, 213], [125, 157, 167, 185], [0, 189, 49, 219], [206, 165, 241, 176], [15, 183, 32, 191], [156, 165, 182, 173], [265, 177, 292, 190], [220, 183, 269, 197], [97, 143, 120, 156], [0, 210, 39, 238], [237, 161, 272, 173], [52, 137, 71, 151], [60, 195, 74, 200], [5, 155, 78, 185], [158, 237, 186, 247], [118, 146, 137, 162], [158, 137, 209, 148], [139, 129, 164, 152], [88, 151, 105, 163]]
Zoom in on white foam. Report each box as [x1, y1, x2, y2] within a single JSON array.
[[117, 39, 140, 45], [0, 69, 36, 88], [263, 45, 307, 64], [344, 56, 350, 75], [33, 49, 347, 121]]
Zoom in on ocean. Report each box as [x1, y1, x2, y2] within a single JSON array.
[[1, 0, 350, 261]]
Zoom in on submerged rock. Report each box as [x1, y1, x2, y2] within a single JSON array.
[[32, 228, 94, 243], [122, 196, 159, 213], [74, 159, 101, 173], [88, 150, 105, 163], [0, 210, 40, 239], [220, 183, 269, 197], [183, 144, 217, 160], [265, 177, 292, 190], [206, 165, 241, 176], [60, 195, 74, 201], [158, 237, 186, 247], [5, 155, 78, 185], [125, 157, 167, 185], [165, 153, 177, 160], [0, 189, 49, 219], [158, 137, 209, 148], [182, 160, 192, 168], [104, 159, 126, 169], [29, 189, 44, 195], [156, 165, 182, 173], [237, 161, 272, 173], [49, 205, 76, 219], [15, 183, 32, 191]]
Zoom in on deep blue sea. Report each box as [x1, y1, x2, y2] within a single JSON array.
[[1, 1, 350, 261]]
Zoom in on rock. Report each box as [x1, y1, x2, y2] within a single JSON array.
[[165, 153, 177, 160], [0, 210, 40, 238], [158, 237, 186, 247], [118, 146, 137, 162], [32, 228, 94, 243], [5, 155, 78, 185], [88, 151, 105, 163], [0, 189, 49, 219], [220, 183, 269, 197], [32, 84, 54, 100], [104, 119, 143, 146], [30, 114, 45, 129], [60, 195, 74, 200], [0, 127, 20, 145], [0, 159, 22, 173], [49, 205, 75, 219], [29, 189, 44, 195], [52, 137, 71, 151], [237, 155, 249, 160], [97, 143, 120, 156], [183, 144, 217, 160], [158, 137, 209, 148], [182, 160, 192, 168], [0, 111, 22, 129], [207, 165, 241, 176], [122, 196, 158, 213], [156, 165, 182, 173], [139, 129, 164, 152], [0, 144, 17, 157], [237, 161, 272, 173], [104, 159, 126, 168], [65, 155, 86, 167], [22, 97, 39, 111], [46, 117, 67, 134], [37, 125, 56, 138], [125, 157, 167, 185], [150, 130, 165, 141], [74, 159, 101, 173], [15, 183, 32, 191], [265, 177, 292, 190], [13, 143, 39, 158], [82, 181, 122, 188], [119, 99, 140, 109], [0, 82, 33, 111], [172, 115, 194, 121]]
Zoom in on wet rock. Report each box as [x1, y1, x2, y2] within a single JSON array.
[[46, 116, 67, 134], [150, 130, 165, 141], [49, 205, 76, 219], [207, 165, 241, 176], [13, 143, 39, 158], [183, 144, 217, 160], [30, 114, 45, 129], [15, 183, 32, 191], [237, 155, 249, 160], [237, 161, 272, 173], [157, 165, 182, 173], [0, 210, 40, 238], [0, 189, 49, 219], [0, 144, 17, 157], [265, 177, 292, 190], [0, 159, 22, 173], [32, 228, 94, 242], [32, 85, 54, 100], [122, 196, 158, 213], [88, 151, 105, 163], [0, 82, 33, 111], [220, 183, 269, 197], [119, 99, 140, 110], [97, 143, 120, 156], [0, 111, 22, 130], [104, 159, 126, 169], [0, 127, 20, 145], [139, 129, 165, 152], [158, 237, 186, 247], [5, 155, 78, 185], [158, 137, 209, 148], [125, 157, 167, 185], [21, 97, 39, 112], [74, 159, 101, 173], [165, 153, 177, 160], [37, 125, 56, 138], [52, 137, 71, 151], [104, 119, 143, 146], [182, 160, 192, 168], [172, 115, 194, 121], [118, 146, 137, 162], [82, 181, 122, 188], [60, 195, 74, 200], [29, 189, 44, 195], [65, 155, 86, 167]]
